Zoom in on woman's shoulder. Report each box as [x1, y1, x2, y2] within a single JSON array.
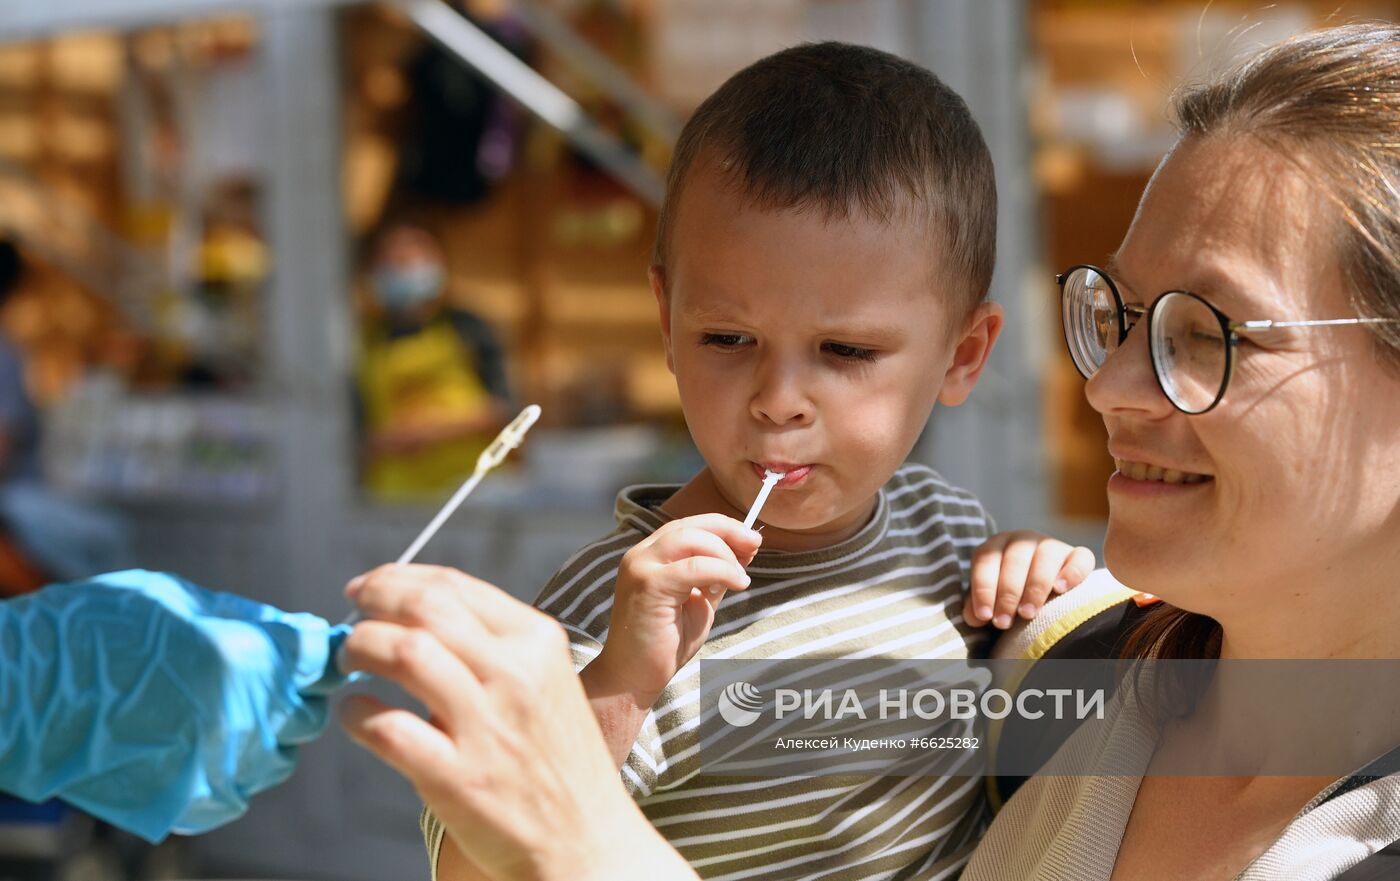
[[1241, 773, 1400, 880]]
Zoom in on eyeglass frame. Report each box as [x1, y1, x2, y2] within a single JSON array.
[[1055, 263, 1400, 414]]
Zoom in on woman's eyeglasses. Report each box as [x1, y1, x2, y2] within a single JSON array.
[[1057, 264, 1400, 414]]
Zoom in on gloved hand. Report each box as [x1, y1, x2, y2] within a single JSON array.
[[0, 570, 352, 842]]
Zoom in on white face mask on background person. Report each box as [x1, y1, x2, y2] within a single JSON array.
[[372, 262, 445, 313]]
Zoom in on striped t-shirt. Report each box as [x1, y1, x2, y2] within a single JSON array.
[[423, 463, 995, 881]]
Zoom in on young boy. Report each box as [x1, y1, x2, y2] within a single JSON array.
[[426, 42, 1092, 881]]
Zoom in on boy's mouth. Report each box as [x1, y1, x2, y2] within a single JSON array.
[[751, 462, 813, 487]]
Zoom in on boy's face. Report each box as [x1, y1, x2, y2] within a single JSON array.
[[652, 161, 1000, 544]]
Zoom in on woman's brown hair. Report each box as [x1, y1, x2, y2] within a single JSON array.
[[1123, 24, 1400, 662]]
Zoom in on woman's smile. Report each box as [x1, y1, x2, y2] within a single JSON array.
[[1111, 457, 1213, 485], [1107, 469, 1215, 498]]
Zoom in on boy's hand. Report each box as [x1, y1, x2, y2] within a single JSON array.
[[588, 514, 763, 706], [964, 531, 1095, 630]]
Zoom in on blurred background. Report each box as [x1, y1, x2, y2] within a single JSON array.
[[0, 0, 1392, 878]]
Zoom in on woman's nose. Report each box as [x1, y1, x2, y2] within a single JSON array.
[[1084, 319, 1175, 418], [749, 361, 815, 427]]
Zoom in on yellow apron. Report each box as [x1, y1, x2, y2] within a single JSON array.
[[359, 318, 491, 500]]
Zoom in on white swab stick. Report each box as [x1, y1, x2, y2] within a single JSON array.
[[343, 405, 542, 625], [743, 470, 784, 530], [397, 404, 542, 565], [395, 470, 486, 565], [704, 470, 784, 600]]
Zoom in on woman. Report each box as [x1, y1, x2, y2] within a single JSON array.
[[958, 23, 1400, 880], [338, 24, 1400, 881]]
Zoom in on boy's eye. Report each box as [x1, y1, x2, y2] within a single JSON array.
[[823, 341, 879, 362], [700, 332, 754, 349]]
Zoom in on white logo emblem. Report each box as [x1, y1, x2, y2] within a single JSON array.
[[717, 681, 764, 727]]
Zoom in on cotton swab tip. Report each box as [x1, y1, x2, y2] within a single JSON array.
[[476, 404, 543, 471]]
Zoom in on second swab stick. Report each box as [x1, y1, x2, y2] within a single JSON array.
[[744, 469, 784, 530]]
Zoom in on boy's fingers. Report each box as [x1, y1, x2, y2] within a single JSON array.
[[680, 588, 719, 656], [1018, 541, 1072, 620], [655, 527, 745, 569], [739, 543, 762, 568], [992, 537, 1039, 629], [965, 546, 1004, 625], [657, 556, 753, 598], [1056, 547, 1097, 592], [658, 514, 763, 556], [973, 532, 1011, 555]]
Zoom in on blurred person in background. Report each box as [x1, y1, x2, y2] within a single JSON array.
[[357, 222, 513, 500], [0, 238, 130, 592]]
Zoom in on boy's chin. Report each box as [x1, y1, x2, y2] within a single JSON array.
[[753, 495, 868, 535]]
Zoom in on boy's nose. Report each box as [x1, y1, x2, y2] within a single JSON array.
[[749, 366, 814, 427], [1084, 318, 1175, 419]]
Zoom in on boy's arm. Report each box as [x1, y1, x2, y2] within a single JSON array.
[[572, 514, 762, 769], [539, 619, 665, 790], [579, 660, 660, 768], [437, 834, 491, 881]]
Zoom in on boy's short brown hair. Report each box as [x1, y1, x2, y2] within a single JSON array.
[[653, 41, 997, 314]]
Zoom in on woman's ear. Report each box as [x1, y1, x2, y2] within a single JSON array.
[[938, 301, 1004, 406], [649, 264, 675, 374]]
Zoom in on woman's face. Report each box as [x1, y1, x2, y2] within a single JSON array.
[[1088, 135, 1400, 622]]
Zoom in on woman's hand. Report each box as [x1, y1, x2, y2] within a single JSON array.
[[336, 563, 698, 881]]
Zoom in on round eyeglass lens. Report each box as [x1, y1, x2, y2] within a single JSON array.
[[1061, 267, 1120, 378], [1150, 291, 1230, 413]]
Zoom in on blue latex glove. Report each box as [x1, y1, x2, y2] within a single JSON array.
[[0, 570, 352, 842]]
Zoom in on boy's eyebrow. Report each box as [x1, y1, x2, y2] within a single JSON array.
[[813, 322, 906, 343], [685, 311, 907, 343], [681, 301, 745, 321], [680, 301, 906, 342]]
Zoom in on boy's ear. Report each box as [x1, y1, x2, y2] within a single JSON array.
[[938, 302, 1004, 407], [649, 264, 675, 374]]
